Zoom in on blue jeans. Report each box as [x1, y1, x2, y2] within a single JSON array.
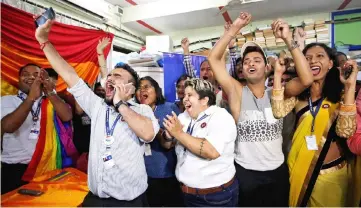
[[183, 178, 239, 207]]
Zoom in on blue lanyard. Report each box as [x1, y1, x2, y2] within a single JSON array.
[[186, 114, 209, 136], [17, 93, 43, 122], [105, 107, 121, 136], [308, 97, 324, 133]]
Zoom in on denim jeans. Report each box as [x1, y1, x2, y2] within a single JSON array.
[[183, 178, 239, 207]]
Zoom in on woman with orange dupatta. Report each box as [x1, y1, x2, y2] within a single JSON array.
[[270, 42, 358, 207]]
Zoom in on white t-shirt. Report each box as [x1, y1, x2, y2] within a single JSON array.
[[175, 106, 237, 188], [1, 92, 43, 164]]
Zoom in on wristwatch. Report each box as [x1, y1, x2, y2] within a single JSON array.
[[46, 89, 57, 97], [114, 100, 128, 111]]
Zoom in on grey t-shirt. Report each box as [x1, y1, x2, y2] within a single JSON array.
[[235, 86, 285, 171]]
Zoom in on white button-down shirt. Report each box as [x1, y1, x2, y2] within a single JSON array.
[[175, 105, 237, 189], [68, 79, 159, 201], [1, 92, 43, 164]]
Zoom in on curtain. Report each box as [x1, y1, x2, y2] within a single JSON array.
[[1, 3, 114, 95], [163, 52, 206, 102]]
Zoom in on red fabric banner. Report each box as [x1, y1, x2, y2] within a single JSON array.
[[1, 3, 114, 94]]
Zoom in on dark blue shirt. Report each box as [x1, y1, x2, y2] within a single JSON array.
[[144, 102, 180, 178]]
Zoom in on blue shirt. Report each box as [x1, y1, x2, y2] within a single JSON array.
[[144, 102, 180, 178]]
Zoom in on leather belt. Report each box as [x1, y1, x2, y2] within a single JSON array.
[[181, 177, 235, 195]]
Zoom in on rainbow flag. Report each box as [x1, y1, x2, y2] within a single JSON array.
[[22, 99, 78, 181]]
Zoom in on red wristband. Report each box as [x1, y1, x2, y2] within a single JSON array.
[[40, 41, 50, 50], [97, 53, 104, 56]]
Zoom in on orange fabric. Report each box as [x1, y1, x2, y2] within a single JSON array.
[[1, 168, 88, 207], [1, 3, 113, 95]]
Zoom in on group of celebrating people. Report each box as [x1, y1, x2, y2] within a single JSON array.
[[1, 10, 361, 207]]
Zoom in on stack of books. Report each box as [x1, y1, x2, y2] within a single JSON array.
[[242, 30, 254, 42], [315, 20, 329, 43], [276, 38, 286, 47], [263, 28, 276, 48], [236, 33, 246, 48], [304, 19, 316, 45], [254, 30, 266, 48]]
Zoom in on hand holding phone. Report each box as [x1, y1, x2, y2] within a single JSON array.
[[35, 7, 56, 28], [343, 65, 353, 80]]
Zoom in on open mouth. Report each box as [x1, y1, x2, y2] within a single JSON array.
[[105, 84, 115, 97], [248, 68, 256, 74], [311, 66, 321, 76], [184, 102, 192, 112], [202, 76, 208, 80], [140, 93, 149, 103]]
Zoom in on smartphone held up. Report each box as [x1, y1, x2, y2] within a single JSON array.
[[35, 7, 56, 28]]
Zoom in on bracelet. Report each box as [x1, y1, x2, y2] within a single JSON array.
[[40, 40, 50, 50], [46, 89, 57, 97], [288, 39, 299, 51], [97, 53, 104, 56]]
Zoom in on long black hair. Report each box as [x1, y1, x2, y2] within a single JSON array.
[[137, 76, 165, 105], [298, 43, 343, 103]]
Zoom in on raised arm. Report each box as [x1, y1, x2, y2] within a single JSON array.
[[336, 60, 358, 138], [97, 37, 111, 87], [1, 77, 42, 133], [35, 20, 79, 88], [293, 27, 306, 52], [224, 22, 239, 80], [208, 12, 251, 121], [271, 58, 298, 119], [181, 38, 197, 78], [271, 19, 313, 98]]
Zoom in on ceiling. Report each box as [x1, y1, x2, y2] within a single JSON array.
[[106, 0, 361, 35]]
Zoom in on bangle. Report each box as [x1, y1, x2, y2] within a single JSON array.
[[46, 89, 57, 97], [40, 40, 50, 50], [288, 39, 299, 51], [97, 53, 104, 56]]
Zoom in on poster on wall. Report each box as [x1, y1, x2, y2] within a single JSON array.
[[162, 53, 206, 102]]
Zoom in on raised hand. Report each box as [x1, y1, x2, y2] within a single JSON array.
[[97, 37, 111, 54], [232, 12, 251, 31], [28, 75, 43, 101], [293, 27, 306, 43], [274, 57, 287, 75], [40, 69, 56, 95], [224, 22, 236, 48], [163, 111, 183, 138], [271, 19, 291, 41], [113, 83, 135, 105], [35, 19, 54, 43], [339, 59, 358, 88], [181, 38, 190, 50]]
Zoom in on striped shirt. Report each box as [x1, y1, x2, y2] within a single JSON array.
[[68, 79, 159, 200]]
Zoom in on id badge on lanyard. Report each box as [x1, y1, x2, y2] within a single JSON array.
[[305, 98, 324, 151], [103, 107, 121, 169], [18, 93, 42, 140]]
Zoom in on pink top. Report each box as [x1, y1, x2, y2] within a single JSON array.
[[347, 90, 361, 155]]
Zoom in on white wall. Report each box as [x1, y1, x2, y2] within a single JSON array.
[[169, 12, 331, 52]]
